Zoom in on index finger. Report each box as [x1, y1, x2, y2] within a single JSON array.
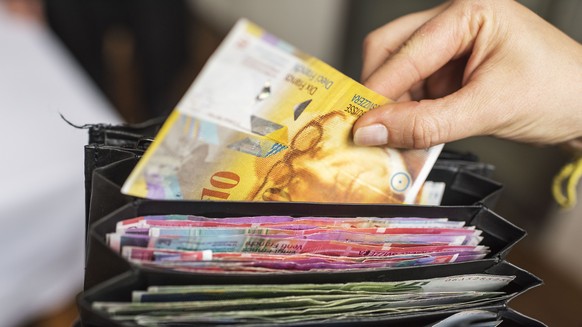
[[363, 1, 480, 99], [361, 3, 449, 82]]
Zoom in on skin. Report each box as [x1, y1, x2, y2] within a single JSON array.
[[2, 0, 44, 22], [352, 0, 582, 149]]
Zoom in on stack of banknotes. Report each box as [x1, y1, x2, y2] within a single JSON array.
[[91, 274, 514, 326], [107, 215, 489, 273]]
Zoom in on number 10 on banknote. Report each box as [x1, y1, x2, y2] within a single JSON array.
[[121, 19, 443, 204]]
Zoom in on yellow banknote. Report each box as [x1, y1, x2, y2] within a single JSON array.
[[121, 19, 443, 203]]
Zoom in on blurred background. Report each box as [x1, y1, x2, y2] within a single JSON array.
[[2, 0, 581, 326]]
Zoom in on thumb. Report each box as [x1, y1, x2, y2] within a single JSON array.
[[353, 88, 488, 148]]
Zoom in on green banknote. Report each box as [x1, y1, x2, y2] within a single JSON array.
[[92, 274, 514, 325]]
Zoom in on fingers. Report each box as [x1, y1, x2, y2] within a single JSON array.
[[361, 3, 449, 82], [355, 0, 496, 148], [353, 86, 489, 148], [363, 1, 481, 100]]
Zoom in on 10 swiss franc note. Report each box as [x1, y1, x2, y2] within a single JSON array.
[[121, 19, 443, 204]]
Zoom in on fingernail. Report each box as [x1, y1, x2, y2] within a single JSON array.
[[353, 124, 388, 146]]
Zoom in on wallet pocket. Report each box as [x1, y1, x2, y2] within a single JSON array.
[[84, 201, 524, 290], [77, 260, 541, 327]]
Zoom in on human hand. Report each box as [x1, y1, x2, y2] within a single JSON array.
[[353, 0, 582, 148]]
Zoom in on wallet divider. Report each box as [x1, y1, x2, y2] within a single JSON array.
[[85, 157, 504, 231]]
